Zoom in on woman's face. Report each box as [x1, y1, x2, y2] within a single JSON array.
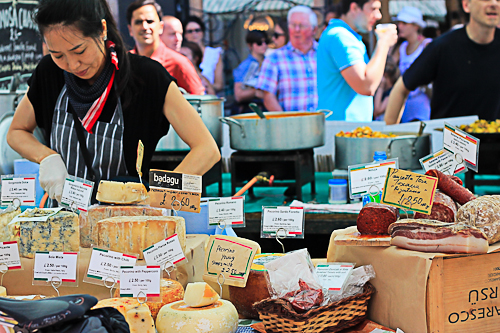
[[180, 46, 194, 64], [184, 21, 203, 44], [44, 24, 106, 84], [272, 24, 286, 48]]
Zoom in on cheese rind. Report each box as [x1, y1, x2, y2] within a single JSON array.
[[96, 181, 148, 204], [93, 298, 154, 333], [184, 282, 219, 307]]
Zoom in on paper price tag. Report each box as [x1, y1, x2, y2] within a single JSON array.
[[119, 266, 161, 297], [0, 241, 21, 270], [315, 263, 355, 294], [348, 159, 398, 199], [136, 140, 144, 178], [419, 149, 467, 175], [86, 248, 137, 283], [208, 197, 245, 227], [443, 123, 480, 172], [143, 234, 186, 266], [261, 206, 305, 239], [381, 168, 438, 214], [34, 252, 78, 282], [149, 170, 202, 213], [1, 174, 36, 206], [60, 176, 94, 212]]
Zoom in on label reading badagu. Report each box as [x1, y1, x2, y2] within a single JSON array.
[[208, 197, 245, 227], [419, 149, 467, 175], [143, 234, 186, 266], [86, 248, 137, 283], [34, 252, 78, 282], [1, 174, 36, 206], [443, 123, 480, 172], [315, 263, 355, 294], [60, 175, 94, 212], [0, 241, 21, 269], [119, 266, 161, 297], [261, 206, 304, 238]]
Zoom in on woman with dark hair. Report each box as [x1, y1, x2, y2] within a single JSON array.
[[183, 15, 224, 93], [7, 0, 220, 203], [180, 40, 215, 95]]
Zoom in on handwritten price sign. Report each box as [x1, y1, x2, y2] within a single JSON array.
[[381, 168, 438, 214]]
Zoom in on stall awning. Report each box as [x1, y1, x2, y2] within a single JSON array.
[[203, 0, 313, 15], [389, 0, 447, 18]]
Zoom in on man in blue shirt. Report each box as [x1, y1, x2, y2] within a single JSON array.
[[317, 0, 397, 121]]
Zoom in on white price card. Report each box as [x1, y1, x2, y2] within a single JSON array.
[[34, 251, 78, 282], [348, 159, 398, 199], [261, 206, 304, 239], [60, 175, 94, 212], [419, 149, 467, 175], [0, 241, 21, 270], [207, 196, 245, 227], [1, 174, 36, 206], [143, 234, 186, 266], [86, 248, 137, 283], [443, 123, 480, 172], [315, 262, 355, 295], [119, 266, 161, 297]]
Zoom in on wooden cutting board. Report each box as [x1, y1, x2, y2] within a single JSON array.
[[334, 232, 391, 247]]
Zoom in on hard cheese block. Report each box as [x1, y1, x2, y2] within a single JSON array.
[[0, 208, 21, 242], [185, 234, 209, 283], [156, 300, 238, 333], [96, 180, 148, 204], [93, 298, 154, 333], [80, 205, 167, 248], [97, 216, 186, 259], [184, 282, 219, 307]]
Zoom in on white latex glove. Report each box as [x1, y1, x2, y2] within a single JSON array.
[[39, 154, 68, 203]]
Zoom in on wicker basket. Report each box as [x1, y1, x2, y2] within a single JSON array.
[[253, 282, 375, 333]]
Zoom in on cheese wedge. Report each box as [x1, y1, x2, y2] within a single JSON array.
[[184, 282, 219, 307], [96, 181, 148, 204], [93, 298, 154, 333], [0, 286, 6, 296]]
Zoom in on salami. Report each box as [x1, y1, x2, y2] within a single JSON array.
[[456, 195, 500, 244], [425, 169, 475, 205], [357, 202, 399, 235], [414, 191, 457, 222]]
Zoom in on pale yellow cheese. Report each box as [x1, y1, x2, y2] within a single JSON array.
[[97, 216, 185, 259], [156, 300, 238, 333], [0, 286, 6, 296], [185, 234, 209, 283], [184, 282, 219, 307], [96, 181, 148, 204], [0, 208, 20, 242], [93, 298, 154, 333]]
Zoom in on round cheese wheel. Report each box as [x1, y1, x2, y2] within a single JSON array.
[[156, 300, 238, 333], [228, 253, 284, 319]]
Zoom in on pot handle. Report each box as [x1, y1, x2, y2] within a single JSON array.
[[188, 99, 203, 115], [219, 117, 246, 138], [318, 109, 333, 119]]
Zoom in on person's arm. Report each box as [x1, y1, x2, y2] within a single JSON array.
[[262, 90, 283, 111], [373, 78, 388, 118], [384, 77, 410, 125], [163, 82, 220, 175], [212, 53, 224, 92], [234, 82, 256, 102], [202, 75, 216, 95]]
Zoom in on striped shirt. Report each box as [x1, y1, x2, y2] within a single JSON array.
[[256, 41, 318, 111]]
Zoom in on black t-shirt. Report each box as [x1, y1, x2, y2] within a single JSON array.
[[403, 27, 500, 120], [28, 53, 174, 178]]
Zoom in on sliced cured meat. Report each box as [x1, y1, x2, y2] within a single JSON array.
[[388, 219, 488, 254], [357, 203, 399, 235], [425, 169, 475, 205], [414, 191, 457, 222], [456, 195, 500, 244]]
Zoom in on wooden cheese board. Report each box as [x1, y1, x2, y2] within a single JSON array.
[[334, 232, 391, 247]]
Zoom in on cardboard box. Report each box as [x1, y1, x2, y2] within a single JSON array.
[[328, 226, 500, 333]]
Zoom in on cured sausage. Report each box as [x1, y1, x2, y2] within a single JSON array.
[[414, 191, 457, 222], [357, 202, 399, 235], [456, 195, 500, 244], [425, 169, 475, 205]]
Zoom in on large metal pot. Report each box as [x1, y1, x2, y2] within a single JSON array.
[[156, 95, 224, 151], [220, 111, 330, 151], [335, 132, 431, 170]]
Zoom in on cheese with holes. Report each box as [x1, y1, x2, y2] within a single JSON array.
[[184, 282, 219, 307], [80, 205, 167, 248], [93, 298, 154, 333], [96, 181, 148, 204], [156, 300, 238, 333], [97, 216, 185, 259], [185, 234, 209, 283], [0, 208, 20, 242]]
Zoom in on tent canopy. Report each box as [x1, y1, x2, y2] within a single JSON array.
[[203, 0, 313, 15], [389, 0, 447, 18]]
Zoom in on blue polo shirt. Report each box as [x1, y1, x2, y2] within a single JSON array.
[[317, 19, 373, 121]]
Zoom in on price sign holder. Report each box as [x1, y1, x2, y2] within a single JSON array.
[[419, 149, 467, 176], [143, 233, 187, 267], [315, 262, 355, 295], [0, 241, 22, 271], [381, 168, 438, 215], [348, 159, 399, 199], [60, 175, 94, 212], [149, 169, 202, 213], [207, 196, 246, 228], [260, 206, 305, 239], [33, 251, 79, 288], [443, 123, 480, 172], [1, 174, 36, 206], [119, 266, 161, 301], [83, 247, 138, 287]]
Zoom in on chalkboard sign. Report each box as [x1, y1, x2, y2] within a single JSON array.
[[0, 1, 43, 91]]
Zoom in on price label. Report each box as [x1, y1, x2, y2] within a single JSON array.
[[261, 206, 304, 239], [136, 140, 144, 178], [33, 252, 78, 282], [348, 159, 398, 199], [419, 149, 467, 175], [143, 234, 186, 266], [149, 170, 202, 213], [60, 176, 94, 212], [0, 241, 21, 270], [208, 197, 245, 227], [1, 175, 36, 206], [86, 248, 137, 283], [443, 123, 480, 172], [119, 266, 161, 297], [381, 168, 438, 214], [315, 263, 355, 294]]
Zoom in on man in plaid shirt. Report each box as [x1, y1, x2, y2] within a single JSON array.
[[256, 6, 318, 112]]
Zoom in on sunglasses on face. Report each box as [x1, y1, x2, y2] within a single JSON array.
[[255, 40, 269, 46], [273, 32, 285, 39], [185, 28, 202, 34]]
